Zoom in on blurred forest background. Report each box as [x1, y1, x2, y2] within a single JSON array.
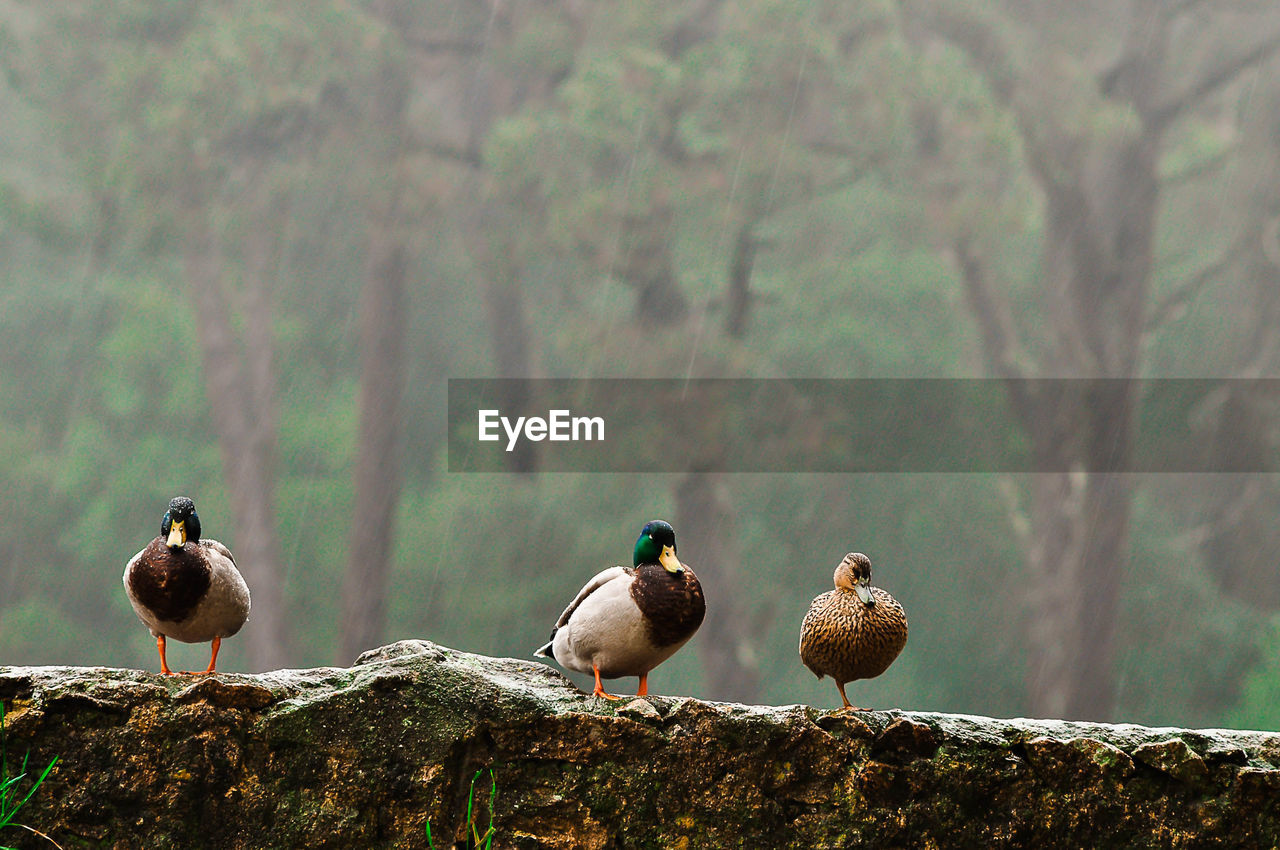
[[4, 0, 1280, 727]]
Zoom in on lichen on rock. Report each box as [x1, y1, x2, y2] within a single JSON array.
[[1, 640, 1278, 848]]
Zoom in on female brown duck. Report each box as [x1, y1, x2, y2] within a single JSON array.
[[799, 552, 907, 711]]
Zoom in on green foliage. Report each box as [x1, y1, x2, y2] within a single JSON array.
[[750, 182, 970, 376], [0, 598, 94, 669], [388, 474, 671, 673], [737, 474, 1027, 712], [1115, 494, 1267, 729], [1228, 615, 1280, 731], [52, 273, 224, 566], [0, 704, 58, 849], [0, 0, 1278, 734], [426, 768, 496, 850]]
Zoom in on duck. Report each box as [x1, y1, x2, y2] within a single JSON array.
[[123, 496, 251, 676], [536, 520, 705, 700], [799, 552, 907, 711]]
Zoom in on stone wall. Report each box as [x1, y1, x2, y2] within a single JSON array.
[[0, 640, 1277, 848]]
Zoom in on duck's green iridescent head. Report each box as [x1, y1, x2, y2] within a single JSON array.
[[161, 496, 202, 549], [634, 520, 684, 574]]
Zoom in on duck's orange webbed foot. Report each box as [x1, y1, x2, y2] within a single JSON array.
[[156, 635, 175, 676], [836, 682, 870, 712], [592, 664, 621, 701]]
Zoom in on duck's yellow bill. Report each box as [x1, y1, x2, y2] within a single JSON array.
[[660, 545, 684, 574], [166, 520, 187, 548]]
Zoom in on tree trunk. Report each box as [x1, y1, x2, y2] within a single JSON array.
[[338, 56, 411, 662], [1019, 135, 1153, 720], [619, 208, 689, 327], [673, 473, 760, 703], [725, 222, 757, 338], [465, 201, 539, 472], [916, 0, 1193, 720], [339, 215, 408, 662], [952, 133, 1157, 720], [183, 210, 288, 672], [1022, 469, 1132, 720]]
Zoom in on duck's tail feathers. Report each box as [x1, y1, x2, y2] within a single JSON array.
[[535, 631, 556, 658]]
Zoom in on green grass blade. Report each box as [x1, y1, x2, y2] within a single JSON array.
[[463, 768, 498, 849], [0, 767, 20, 823], [12, 756, 57, 815], [1, 704, 7, 800], [466, 770, 478, 844], [424, 767, 496, 849], [485, 770, 497, 849], [0, 700, 59, 839]]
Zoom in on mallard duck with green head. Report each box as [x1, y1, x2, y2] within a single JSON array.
[[799, 552, 907, 711], [123, 496, 251, 675], [536, 520, 705, 700]]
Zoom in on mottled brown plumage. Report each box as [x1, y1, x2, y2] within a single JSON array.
[[799, 552, 907, 711]]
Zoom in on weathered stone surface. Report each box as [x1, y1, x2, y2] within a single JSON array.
[[1133, 738, 1209, 784], [0, 640, 1278, 848]]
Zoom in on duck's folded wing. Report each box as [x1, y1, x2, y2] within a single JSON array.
[[201, 538, 237, 566], [552, 566, 629, 629]]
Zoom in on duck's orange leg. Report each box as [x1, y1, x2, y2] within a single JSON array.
[[836, 681, 868, 712], [636, 673, 648, 697], [201, 636, 222, 674], [592, 664, 620, 700], [182, 636, 222, 676], [156, 634, 175, 676]]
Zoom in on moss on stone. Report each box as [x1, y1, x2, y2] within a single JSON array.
[[1, 640, 1279, 847]]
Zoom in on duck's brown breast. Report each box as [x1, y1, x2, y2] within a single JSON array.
[[629, 563, 706, 648], [126, 538, 212, 624]]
